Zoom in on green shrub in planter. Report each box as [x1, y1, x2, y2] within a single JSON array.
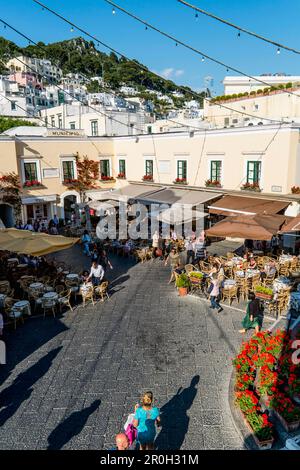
[[189, 271, 204, 279], [176, 273, 190, 288], [255, 285, 273, 296]]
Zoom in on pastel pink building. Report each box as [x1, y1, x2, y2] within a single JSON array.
[[9, 72, 43, 89]]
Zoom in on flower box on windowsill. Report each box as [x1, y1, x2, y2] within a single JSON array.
[[241, 183, 261, 192], [174, 179, 188, 185], [63, 179, 78, 186], [100, 177, 116, 183], [117, 173, 126, 180], [142, 175, 154, 182], [23, 181, 43, 188], [205, 180, 222, 188]]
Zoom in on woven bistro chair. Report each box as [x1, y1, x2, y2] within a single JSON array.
[[94, 282, 110, 302], [279, 262, 290, 276], [185, 264, 199, 274], [263, 273, 276, 288], [58, 289, 73, 312], [41, 297, 57, 319], [222, 285, 238, 305], [81, 284, 95, 308]]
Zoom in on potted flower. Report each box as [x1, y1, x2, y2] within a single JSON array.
[[142, 175, 154, 182], [241, 182, 261, 192], [23, 180, 42, 188], [174, 177, 188, 185], [291, 186, 300, 194], [245, 411, 274, 449], [269, 392, 300, 432], [63, 178, 78, 185], [117, 172, 126, 179], [188, 271, 204, 283], [255, 285, 273, 301], [175, 273, 190, 296], [100, 175, 115, 182], [205, 179, 222, 188]]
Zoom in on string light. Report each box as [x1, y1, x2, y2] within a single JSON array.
[[112, 7, 116, 14], [237, 30, 241, 37], [29, 1, 291, 124], [195, 10, 198, 19], [201, 56, 205, 62], [277, 47, 281, 55], [175, 42, 178, 46], [145, 26, 148, 30], [70, 26, 74, 32]]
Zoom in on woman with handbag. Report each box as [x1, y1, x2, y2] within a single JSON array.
[[133, 392, 160, 451], [209, 273, 223, 313]]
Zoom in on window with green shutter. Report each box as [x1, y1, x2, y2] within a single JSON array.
[[210, 161, 222, 182], [145, 160, 153, 176], [100, 160, 110, 178], [24, 162, 38, 182], [177, 160, 187, 180], [119, 159, 126, 176], [247, 161, 261, 183], [62, 161, 75, 180]]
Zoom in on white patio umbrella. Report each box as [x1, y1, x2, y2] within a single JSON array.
[[158, 206, 208, 225]]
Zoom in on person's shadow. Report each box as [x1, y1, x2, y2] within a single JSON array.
[[155, 375, 200, 450], [47, 399, 101, 449], [0, 347, 62, 427]]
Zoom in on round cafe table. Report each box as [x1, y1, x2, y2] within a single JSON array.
[[66, 274, 79, 281], [0, 293, 7, 308], [30, 282, 44, 290], [12, 300, 31, 316], [43, 292, 59, 301]]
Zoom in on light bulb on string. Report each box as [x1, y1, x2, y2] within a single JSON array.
[[112, 7, 116, 15], [195, 11, 198, 19], [175, 42, 178, 46], [237, 31, 241, 37], [145, 26, 148, 30], [277, 47, 281, 55], [201, 56, 205, 62], [70, 26, 74, 32], [3, 24, 6, 29]]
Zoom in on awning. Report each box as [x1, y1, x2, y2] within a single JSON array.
[[21, 195, 58, 205], [158, 207, 208, 224], [205, 214, 290, 241], [0, 229, 79, 256], [280, 216, 300, 233], [139, 188, 221, 206], [87, 184, 163, 202], [208, 195, 290, 216]]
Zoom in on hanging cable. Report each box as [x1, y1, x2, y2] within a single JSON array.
[[30, 1, 291, 124], [103, 0, 300, 103], [178, 0, 300, 56]]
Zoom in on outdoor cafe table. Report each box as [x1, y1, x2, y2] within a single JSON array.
[[79, 283, 93, 295], [0, 293, 6, 308], [43, 292, 59, 301], [12, 300, 31, 316], [66, 274, 79, 281], [29, 282, 44, 293], [223, 279, 236, 288], [279, 254, 293, 263], [235, 269, 260, 278], [273, 277, 292, 293], [7, 258, 19, 265]]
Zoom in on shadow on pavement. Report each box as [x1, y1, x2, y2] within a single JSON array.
[[0, 347, 62, 426], [47, 399, 101, 449], [155, 375, 200, 450]]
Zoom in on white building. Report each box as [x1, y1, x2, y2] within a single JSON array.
[[120, 86, 138, 96], [223, 74, 300, 96], [0, 76, 36, 117], [41, 102, 146, 136]]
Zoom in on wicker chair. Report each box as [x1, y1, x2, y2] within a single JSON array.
[[279, 263, 290, 276], [94, 282, 109, 302], [222, 286, 238, 305], [81, 285, 95, 307], [185, 264, 198, 274], [41, 298, 57, 319], [58, 289, 73, 312]]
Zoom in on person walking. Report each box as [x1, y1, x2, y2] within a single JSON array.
[[133, 392, 160, 451], [209, 273, 223, 313], [152, 231, 159, 259], [81, 230, 91, 256], [165, 248, 181, 283], [185, 237, 195, 265], [239, 292, 261, 334]]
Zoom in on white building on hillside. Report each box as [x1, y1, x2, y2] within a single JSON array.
[[6, 56, 62, 83], [223, 74, 300, 95]]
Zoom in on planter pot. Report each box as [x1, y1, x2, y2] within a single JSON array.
[[255, 292, 273, 301], [241, 188, 261, 193], [242, 413, 274, 450], [272, 409, 300, 432], [189, 277, 203, 284], [178, 287, 188, 297], [205, 184, 222, 189]]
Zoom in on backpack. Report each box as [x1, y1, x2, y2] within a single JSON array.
[[124, 423, 137, 446]]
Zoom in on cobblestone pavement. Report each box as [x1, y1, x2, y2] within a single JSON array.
[[0, 246, 274, 450]]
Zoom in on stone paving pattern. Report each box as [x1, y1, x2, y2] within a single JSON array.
[[0, 245, 274, 450]]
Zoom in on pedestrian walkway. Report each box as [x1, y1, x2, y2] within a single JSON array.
[[0, 248, 274, 449]]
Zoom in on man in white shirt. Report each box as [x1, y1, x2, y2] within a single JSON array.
[[87, 261, 105, 286]]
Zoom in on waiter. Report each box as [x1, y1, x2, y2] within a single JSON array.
[[87, 261, 105, 286]]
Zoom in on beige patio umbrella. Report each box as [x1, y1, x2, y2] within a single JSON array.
[[0, 228, 79, 256], [158, 206, 208, 225]]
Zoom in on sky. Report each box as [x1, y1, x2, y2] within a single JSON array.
[[1, 0, 300, 94]]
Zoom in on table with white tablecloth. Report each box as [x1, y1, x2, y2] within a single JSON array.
[[12, 300, 31, 317]]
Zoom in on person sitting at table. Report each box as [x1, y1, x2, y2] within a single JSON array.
[[248, 256, 257, 270], [80, 270, 90, 283], [260, 259, 277, 281], [87, 261, 105, 286]]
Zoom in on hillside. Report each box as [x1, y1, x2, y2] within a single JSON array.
[[0, 36, 205, 111]]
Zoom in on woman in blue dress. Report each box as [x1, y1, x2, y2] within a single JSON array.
[[133, 391, 160, 450]]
